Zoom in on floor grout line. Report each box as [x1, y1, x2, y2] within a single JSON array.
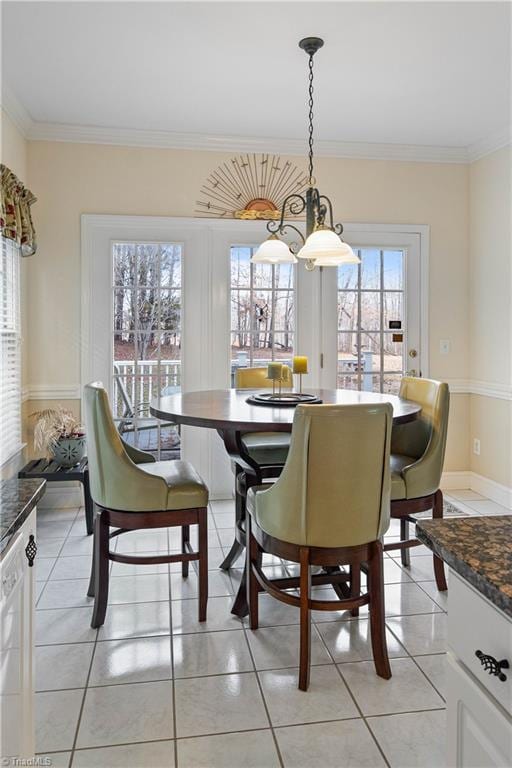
[[165, 529, 179, 768], [34, 501, 462, 764], [233, 563, 285, 768]]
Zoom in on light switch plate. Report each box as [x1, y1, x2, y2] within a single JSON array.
[[440, 339, 450, 355]]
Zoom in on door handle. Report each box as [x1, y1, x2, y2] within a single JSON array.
[[25, 535, 37, 567]]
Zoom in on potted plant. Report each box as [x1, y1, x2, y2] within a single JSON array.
[[30, 407, 86, 468]]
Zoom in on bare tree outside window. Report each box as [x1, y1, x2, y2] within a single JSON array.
[[112, 242, 182, 458], [230, 246, 294, 381], [337, 249, 405, 393]]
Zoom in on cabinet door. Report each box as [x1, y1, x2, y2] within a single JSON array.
[[447, 654, 512, 767], [0, 509, 36, 760], [21, 510, 36, 758]]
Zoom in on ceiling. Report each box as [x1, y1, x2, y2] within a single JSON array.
[[2, 1, 511, 155]]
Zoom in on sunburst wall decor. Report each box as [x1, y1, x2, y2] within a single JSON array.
[[195, 154, 309, 220]]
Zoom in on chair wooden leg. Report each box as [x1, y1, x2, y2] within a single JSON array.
[[298, 547, 311, 691], [432, 489, 448, 591], [198, 508, 208, 622], [247, 517, 260, 630], [182, 524, 190, 577], [350, 563, 361, 617], [400, 518, 411, 567], [368, 541, 391, 680], [87, 532, 96, 598], [91, 512, 110, 629]]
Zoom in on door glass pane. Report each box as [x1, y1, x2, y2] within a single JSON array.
[[112, 242, 182, 459], [338, 262, 358, 290], [230, 245, 295, 384], [360, 292, 381, 331], [383, 292, 403, 330], [338, 291, 358, 331], [337, 248, 405, 392], [360, 249, 381, 289], [383, 250, 403, 290]]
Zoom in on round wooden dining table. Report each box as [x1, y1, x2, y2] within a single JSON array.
[[150, 388, 421, 616], [150, 387, 421, 433]]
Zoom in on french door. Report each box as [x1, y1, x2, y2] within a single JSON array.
[[320, 230, 425, 391], [83, 217, 426, 497]]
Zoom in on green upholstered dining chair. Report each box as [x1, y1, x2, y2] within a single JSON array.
[[246, 402, 393, 691], [220, 366, 293, 573], [84, 382, 209, 628], [386, 377, 450, 591], [235, 366, 292, 468]]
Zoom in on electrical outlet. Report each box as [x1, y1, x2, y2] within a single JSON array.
[[473, 438, 481, 456], [440, 339, 450, 355]]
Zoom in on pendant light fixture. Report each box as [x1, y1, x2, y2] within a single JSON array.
[[252, 37, 359, 270]]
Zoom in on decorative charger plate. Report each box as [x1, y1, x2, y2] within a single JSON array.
[[246, 393, 322, 408]]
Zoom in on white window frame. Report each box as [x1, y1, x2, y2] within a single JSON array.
[[0, 236, 23, 467]]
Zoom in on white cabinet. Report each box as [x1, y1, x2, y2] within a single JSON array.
[[447, 570, 512, 768], [0, 509, 36, 761]]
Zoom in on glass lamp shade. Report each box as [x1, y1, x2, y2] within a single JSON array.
[[251, 236, 297, 264], [296, 228, 360, 266]]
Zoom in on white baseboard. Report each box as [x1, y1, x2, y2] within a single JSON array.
[[38, 483, 84, 509], [441, 471, 472, 491], [469, 472, 512, 509], [441, 470, 512, 509]]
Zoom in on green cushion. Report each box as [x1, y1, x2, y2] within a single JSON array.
[[84, 382, 208, 512], [390, 453, 416, 500], [139, 460, 208, 510], [241, 432, 290, 466]]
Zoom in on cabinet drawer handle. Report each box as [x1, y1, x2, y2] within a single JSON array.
[[475, 650, 509, 682], [25, 535, 37, 567]]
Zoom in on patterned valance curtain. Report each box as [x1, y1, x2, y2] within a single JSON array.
[[0, 164, 37, 256]]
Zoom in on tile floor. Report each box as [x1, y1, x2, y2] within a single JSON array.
[[33, 490, 509, 768]]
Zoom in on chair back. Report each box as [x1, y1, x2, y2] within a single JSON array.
[[391, 377, 450, 498], [252, 403, 392, 548], [235, 366, 293, 388], [84, 382, 167, 511]]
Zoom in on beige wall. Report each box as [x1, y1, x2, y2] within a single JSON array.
[[468, 147, 512, 487], [24, 140, 471, 471], [1, 108, 27, 178]]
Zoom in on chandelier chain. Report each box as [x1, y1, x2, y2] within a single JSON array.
[[308, 53, 315, 185]]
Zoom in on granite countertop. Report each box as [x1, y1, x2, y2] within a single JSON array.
[[417, 515, 512, 618], [0, 478, 46, 556]]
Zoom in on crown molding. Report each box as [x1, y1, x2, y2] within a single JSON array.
[[26, 120, 471, 163], [2, 90, 509, 165], [467, 124, 512, 162], [0, 87, 34, 137]]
